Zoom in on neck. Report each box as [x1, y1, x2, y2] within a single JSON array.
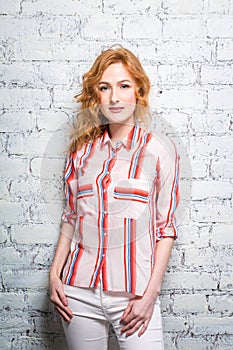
[[108, 122, 135, 140]]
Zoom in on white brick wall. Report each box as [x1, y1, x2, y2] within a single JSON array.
[[0, 0, 232, 349]]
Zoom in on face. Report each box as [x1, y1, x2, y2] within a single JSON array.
[[98, 62, 137, 125]]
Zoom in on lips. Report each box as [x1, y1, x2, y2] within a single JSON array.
[[109, 107, 124, 113]]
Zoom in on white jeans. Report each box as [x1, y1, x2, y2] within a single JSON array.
[[62, 280, 164, 350]]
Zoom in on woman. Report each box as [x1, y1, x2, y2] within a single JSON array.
[[49, 46, 180, 350]]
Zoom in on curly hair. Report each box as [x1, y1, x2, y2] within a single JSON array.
[[68, 46, 151, 152]]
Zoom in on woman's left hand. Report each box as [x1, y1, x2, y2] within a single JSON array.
[[120, 295, 156, 337]]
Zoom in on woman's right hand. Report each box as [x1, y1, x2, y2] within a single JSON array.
[[49, 274, 73, 322]]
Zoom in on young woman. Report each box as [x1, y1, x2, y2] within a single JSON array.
[[49, 46, 180, 350]]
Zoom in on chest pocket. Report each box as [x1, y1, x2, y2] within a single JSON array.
[[77, 176, 95, 215], [113, 178, 149, 219]]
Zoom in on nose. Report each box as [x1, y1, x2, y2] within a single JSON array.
[[110, 87, 119, 104]]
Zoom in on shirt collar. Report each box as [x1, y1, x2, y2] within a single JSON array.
[[100, 124, 142, 150]]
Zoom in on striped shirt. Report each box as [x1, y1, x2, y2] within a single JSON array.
[[61, 124, 180, 295]]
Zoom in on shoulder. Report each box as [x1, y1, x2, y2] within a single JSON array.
[[146, 130, 178, 161]]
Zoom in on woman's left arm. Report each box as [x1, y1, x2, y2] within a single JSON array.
[[120, 138, 180, 337], [120, 237, 174, 337]]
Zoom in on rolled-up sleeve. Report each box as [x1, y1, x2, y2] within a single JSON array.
[[155, 141, 180, 241], [61, 153, 78, 228]]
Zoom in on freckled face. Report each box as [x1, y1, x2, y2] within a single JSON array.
[[98, 62, 137, 125]]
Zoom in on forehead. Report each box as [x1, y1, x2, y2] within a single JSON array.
[[100, 62, 134, 82]]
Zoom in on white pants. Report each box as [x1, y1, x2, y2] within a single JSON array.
[[62, 281, 164, 350]]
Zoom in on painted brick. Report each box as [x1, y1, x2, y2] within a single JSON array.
[[26, 291, 52, 312], [190, 136, 233, 157], [208, 295, 233, 314], [0, 246, 33, 266], [191, 199, 233, 224], [104, 0, 160, 14], [11, 336, 55, 349], [173, 294, 207, 314], [30, 157, 65, 177], [0, 111, 34, 133], [33, 314, 63, 333], [1, 62, 39, 88], [157, 88, 204, 109], [0, 157, 28, 178], [217, 39, 233, 60], [163, 272, 217, 290], [193, 317, 233, 335], [201, 64, 233, 84], [163, 0, 204, 14], [21, 0, 102, 15], [220, 272, 233, 290], [185, 247, 233, 268], [205, 0, 231, 14], [163, 18, 206, 40], [191, 112, 231, 134], [211, 224, 233, 245], [29, 201, 64, 225], [0, 181, 9, 199], [0, 292, 24, 310], [158, 64, 197, 85], [13, 38, 95, 62], [190, 157, 208, 179], [175, 224, 199, 245], [208, 87, 233, 109], [7, 131, 68, 157], [0, 337, 11, 350], [0, 0, 20, 14], [53, 88, 78, 109], [207, 16, 233, 38], [177, 337, 216, 350], [0, 312, 31, 331], [157, 111, 189, 133], [36, 111, 70, 131], [162, 316, 189, 332], [0, 200, 24, 225], [39, 15, 81, 40], [2, 270, 49, 289], [123, 15, 162, 39], [0, 226, 7, 243], [191, 180, 232, 200], [82, 16, 121, 41], [137, 41, 212, 64], [210, 158, 233, 179], [11, 224, 59, 245], [0, 88, 51, 110], [0, 16, 40, 39], [37, 62, 75, 86]]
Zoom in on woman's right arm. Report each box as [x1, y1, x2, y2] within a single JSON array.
[[49, 222, 74, 322]]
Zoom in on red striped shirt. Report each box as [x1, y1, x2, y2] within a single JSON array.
[[61, 125, 180, 295]]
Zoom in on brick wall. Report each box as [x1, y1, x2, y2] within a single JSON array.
[[0, 0, 233, 349]]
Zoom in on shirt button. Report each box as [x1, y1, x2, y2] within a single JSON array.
[[102, 254, 105, 257], [104, 232, 107, 236], [103, 189, 107, 193], [104, 210, 107, 215]]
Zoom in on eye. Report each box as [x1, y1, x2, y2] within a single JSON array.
[[120, 84, 130, 89], [99, 86, 109, 92]]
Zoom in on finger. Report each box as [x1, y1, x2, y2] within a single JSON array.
[[121, 317, 139, 334], [57, 288, 68, 306], [50, 293, 72, 317], [138, 320, 149, 337], [120, 303, 132, 323], [125, 320, 144, 337], [55, 304, 73, 322]]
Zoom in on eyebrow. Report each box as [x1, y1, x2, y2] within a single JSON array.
[[98, 79, 132, 85]]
